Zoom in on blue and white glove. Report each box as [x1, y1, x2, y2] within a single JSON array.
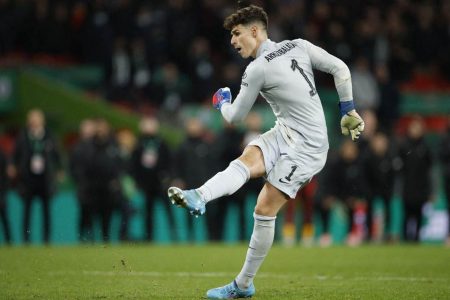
[[339, 100, 365, 141], [212, 87, 232, 110]]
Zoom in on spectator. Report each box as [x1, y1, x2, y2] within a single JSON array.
[[384, 6, 414, 82], [150, 62, 191, 112], [85, 118, 122, 242], [412, 3, 440, 69], [11, 109, 62, 244], [107, 36, 132, 102], [116, 128, 137, 241], [133, 3, 169, 69], [282, 179, 317, 247], [165, 0, 198, 71], [375, 64, 400, 134], [187, 37, 215, 102], [130, 37, 152, 105], [351, 56, 380, 112], [439, 116, 450, 246], [318, 140, 367, 246], [80, 0, 114, 83], [0, 146, 11, 245], [221, 62, 242, 99], [399, 117, 433, 242], [362, 131, 397, 242], [353, 15, 379, 65], [131, 116, 173, 241], [69, 118, 96, 242], [171, 117, 214, 241], [325, 20, 352, 63]]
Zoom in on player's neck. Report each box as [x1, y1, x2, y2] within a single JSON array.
[[251, 36, 269, 58]]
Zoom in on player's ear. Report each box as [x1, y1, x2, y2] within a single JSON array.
[[251, 25, 257, 38]]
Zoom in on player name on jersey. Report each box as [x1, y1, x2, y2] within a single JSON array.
[[264, 42, 296, 62]]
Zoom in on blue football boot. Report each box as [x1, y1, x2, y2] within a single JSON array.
[[167, 187, 206, 217], [206, 280, 255, 299]]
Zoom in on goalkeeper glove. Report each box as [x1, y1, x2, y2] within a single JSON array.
[[339, 100, 365, 141], [212, 87, 232, 110]]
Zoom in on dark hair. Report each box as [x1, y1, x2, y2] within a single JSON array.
[[223, 3, 268, 31]]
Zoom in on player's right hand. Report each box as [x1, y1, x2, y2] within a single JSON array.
[[340, 110, 365, 141], [212, 87, 232, 110]]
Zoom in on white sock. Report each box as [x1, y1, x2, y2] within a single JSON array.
[[235, 213, 276, 289], [196, 159, 250, 203]]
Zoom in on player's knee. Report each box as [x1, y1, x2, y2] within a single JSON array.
[[239, 146, 265, 177], [254, 207, 267, 216], [254, 204, 276, 217]]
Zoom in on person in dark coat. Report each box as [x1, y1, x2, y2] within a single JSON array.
[[116, 128, 138, 242], [11, 109, 62, 244], [172, 117, 215, 241], [438, 117, 450, 246], [375, 65, 400, 134], [399, 117, 433, 242], [69, 119, 96, 242], [131, 116, 173, 241], [85, 118, 122, 242], [0, 147, 11, 244], [317, 140, 367, 246], [362, 131, 397, 242]]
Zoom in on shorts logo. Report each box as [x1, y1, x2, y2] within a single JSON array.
[[278, 165, 297, 184], [278, 178, 289, 184]]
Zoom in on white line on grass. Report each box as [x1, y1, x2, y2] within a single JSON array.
[[45, 270, 449, 282]]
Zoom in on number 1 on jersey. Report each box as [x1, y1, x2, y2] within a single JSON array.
[[291, 59, 317, 97]]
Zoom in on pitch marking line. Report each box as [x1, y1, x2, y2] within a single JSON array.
[[44, 270, 449, 282]]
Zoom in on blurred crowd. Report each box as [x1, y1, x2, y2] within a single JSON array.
[[0, 0, 449, 245], [0, 0, 449, 114], [0, 108, 449, 246]]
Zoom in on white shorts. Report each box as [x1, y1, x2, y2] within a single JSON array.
[[248, 124, 328, 198]]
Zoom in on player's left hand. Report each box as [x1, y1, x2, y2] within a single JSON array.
[[212, 87, 232, 110], [340, 110, 365, 141]]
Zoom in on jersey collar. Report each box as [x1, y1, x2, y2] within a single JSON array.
[[256, 39, 274, 58]]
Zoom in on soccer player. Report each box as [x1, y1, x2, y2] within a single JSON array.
[[168, 2, 365, 299]]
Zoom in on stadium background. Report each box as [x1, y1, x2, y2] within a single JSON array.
[[0, 0, 449, 245]]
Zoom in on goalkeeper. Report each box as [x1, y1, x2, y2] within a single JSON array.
[[168, 1, 364, 299]]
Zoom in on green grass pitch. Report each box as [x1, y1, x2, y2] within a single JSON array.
[[0, 244, 449, 299]]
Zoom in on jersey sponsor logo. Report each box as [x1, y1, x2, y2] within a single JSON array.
[[242, 72, 247, 79], [241, 81, 248, 87], [264, 42, 296, 62]]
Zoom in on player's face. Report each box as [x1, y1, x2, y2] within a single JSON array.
[[230, 24, 259, 58]]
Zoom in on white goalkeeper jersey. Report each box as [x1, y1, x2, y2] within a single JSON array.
[[221, 38, 353, 153]]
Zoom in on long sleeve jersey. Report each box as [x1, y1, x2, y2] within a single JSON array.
[[221, 38, 353, 153]]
